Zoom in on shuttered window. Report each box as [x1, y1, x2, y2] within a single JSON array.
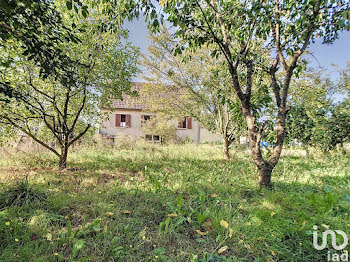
[[125, 114, 131, 127], [178, 117, 192, 129], [187, 117, 192, 129], [178, 118, 186, 128], [120, 114, 126, 127], [115, 114, 131, 127], [115, 114, 121, 127]]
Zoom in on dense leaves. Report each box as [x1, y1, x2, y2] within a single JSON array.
[[0, 0, 81, 95], [0, 1, 139, 169], [286, 65, 350, 152]]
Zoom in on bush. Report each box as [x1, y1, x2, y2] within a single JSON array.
[[142, 116, 177, 144], [115, 135, 137, 150]]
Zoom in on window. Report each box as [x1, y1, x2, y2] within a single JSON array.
[[115, 114, 131, 127], [141, 115, 154, 126], [120, 114, 126, 127], [145, 134, 161, 143], [178, 117, 192, 129], [178, 118, 187, 129], [143, 115, 151, 121]]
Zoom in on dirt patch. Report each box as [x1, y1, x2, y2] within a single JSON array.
[[97, 173, 118, 184]]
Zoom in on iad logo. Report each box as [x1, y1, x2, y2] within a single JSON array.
[[313, 225, 349, 261]]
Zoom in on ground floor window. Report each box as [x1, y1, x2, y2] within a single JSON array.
[[145, 134, 161, 142]]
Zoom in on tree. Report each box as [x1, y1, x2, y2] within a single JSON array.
[[285, 105, 315, 153], [315, 106, 350, 152], [333, 61, 350, 152], [0, 1, 139, 169], [0, 0, 83, 98], [0, 0, 131, 99], [315, 61, 350, 152], [286, 66, 350, 153], [328, 104, 350, 153], [143, 0, 350, 187], [141, 28, 246, 159], [285, 68, 331, 153], [141, 114, 177, 144]]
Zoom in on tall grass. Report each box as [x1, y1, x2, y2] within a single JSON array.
[[0, 144, 349, 261]]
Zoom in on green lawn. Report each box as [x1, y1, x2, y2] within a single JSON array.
[[0, 143, 349, 261]]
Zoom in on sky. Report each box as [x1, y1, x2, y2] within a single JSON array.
[[124, 17, 350, 79]]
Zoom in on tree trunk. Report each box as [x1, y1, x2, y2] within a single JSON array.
[[223, 138, 230, 160], [58, 148, 68, 170], [340, 143, 346, 155], [245, 115, 281, 189], [305, 146, 310, 158], [258, 164, 273, 188]]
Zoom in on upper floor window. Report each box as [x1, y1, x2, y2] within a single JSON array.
[[178, 117, 192, 129], [141, 115, 155, 126], [115, 114, 131, 127], [143, 115, 151, 121], [120, 114, 126, 127]]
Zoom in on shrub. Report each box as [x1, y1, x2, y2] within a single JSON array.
[[142, 116, 177, 144], [115, 135, 137, 150]]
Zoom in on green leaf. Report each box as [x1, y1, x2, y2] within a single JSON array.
[[92, 225, 101, 232], [154, 247, 166, 255], [82, 7, 89, 18], [177, 194, 183, 213], [324, 185, 333, 193], [74, 239, 86, 251], [66, 0, 72, 10], [343, 194, 350, 202], [164, 217, 171, 233], [67, 220, 72, 238]]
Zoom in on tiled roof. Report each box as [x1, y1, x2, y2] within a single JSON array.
[[109, 82, 186, 110], [111, 83, 150, 110]]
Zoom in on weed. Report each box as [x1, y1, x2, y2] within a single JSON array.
[[0, 177, 46, 210], [0, 144, 348, 261]]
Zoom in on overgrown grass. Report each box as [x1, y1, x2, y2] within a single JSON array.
[[0, 144, 349, 261]]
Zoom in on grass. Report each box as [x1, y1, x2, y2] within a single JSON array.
[[0, 143, 349, 261]]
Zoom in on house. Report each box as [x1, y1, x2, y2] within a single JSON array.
[[99, 83, 221, 144]]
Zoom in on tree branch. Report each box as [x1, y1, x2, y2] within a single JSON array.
[[69, 88, 87, 133], [1, 116, 60, 157], [273, 0, 288, 71], [68, 124, 90, 147]]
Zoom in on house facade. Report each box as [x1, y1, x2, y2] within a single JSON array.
[[99, 83, 221, 144]]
